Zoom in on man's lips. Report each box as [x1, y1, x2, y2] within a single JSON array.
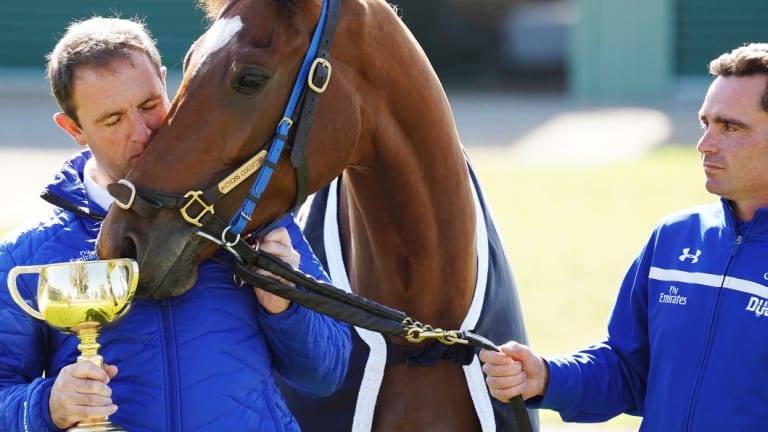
[[702, 160, 724, 175]]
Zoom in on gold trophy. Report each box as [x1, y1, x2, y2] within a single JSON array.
[[7, 258, 139, 432]]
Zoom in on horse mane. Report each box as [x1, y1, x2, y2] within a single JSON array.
[[195, 0, 223, 19], [196, 0, 297, 20]]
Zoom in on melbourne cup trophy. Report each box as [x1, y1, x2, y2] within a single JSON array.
[[7, 258, 139, 431]]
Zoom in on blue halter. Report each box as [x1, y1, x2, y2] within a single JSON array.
[[107, 0, 339, 256], [227, 0, 332, 235]]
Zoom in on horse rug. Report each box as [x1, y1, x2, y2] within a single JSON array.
[[281, 158, 538, 432]]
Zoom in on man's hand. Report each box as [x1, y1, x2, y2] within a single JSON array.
[[479, 341, 549, 402], [251, 227, 300, 314], [49, 362, 118, 429]]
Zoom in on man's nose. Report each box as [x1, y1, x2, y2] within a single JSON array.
[[696, 127, 716, 154], [130, 113, 153, 145]]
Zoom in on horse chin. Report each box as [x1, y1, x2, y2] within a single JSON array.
[[134, 233, 203, 300], [137, 256, 199, 300]]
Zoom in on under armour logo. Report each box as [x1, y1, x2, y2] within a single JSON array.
[[678, 248, 701, 263]]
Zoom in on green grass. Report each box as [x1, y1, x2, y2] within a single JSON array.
[[467, 144, 712, 430]]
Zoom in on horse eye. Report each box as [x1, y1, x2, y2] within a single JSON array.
[[233, 71, 268, 94]]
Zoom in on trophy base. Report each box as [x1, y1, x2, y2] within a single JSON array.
[[68, 418, 126, 432]]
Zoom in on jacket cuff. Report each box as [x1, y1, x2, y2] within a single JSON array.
[[27, 377, 61, 431], [536, 354, 582, 411]]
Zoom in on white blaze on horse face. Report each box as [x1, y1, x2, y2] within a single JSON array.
[[191, 16, 244, 77]]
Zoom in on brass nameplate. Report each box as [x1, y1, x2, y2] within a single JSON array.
[[218, 150, 268, 194]]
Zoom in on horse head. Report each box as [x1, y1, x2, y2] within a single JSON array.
[[97, 0, 474, 321], [97, 0, 363, 298]]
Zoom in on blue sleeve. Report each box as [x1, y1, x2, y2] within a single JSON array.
[[274, 213, 330, 282], [0, 243, 60, 432], [532, 235, 652, 422], [259, 214, 351, 396]]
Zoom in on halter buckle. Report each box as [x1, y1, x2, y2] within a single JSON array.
[[308, 58, 332, 93], [180, 190, 215, 228]]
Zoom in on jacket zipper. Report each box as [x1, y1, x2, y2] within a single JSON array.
[[161, 300, 181, 432], [683, 234, 742, 431]]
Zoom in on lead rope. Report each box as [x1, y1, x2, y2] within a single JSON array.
[[230, 247, 533, 432]]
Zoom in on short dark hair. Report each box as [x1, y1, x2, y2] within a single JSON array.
[[709, 43, 768, 112], [46, 16, 163, 124]]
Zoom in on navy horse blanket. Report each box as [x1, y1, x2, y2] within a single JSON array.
[[281, 158, 538, 431]]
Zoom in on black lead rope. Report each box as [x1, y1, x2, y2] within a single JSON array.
[[234, 258, 408, 337], [232, 248, 533, 432]]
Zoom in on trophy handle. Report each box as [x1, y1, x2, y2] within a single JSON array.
[[7, 265, 44, 320], [114, 258, 139, 292]]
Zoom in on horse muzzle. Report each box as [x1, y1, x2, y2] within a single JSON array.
[[97, 209, 202, 299]]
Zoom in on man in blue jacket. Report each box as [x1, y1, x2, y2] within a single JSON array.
[[480, 42, 768, 431], [0, 16, 350, 431]]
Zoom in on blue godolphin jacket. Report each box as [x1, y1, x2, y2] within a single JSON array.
[[0, 150, 351, 432], [534, 199, 768, 431]]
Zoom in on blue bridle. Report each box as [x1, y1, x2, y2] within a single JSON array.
[[108, 0, 340, 258], [227, 0, 333, 235]]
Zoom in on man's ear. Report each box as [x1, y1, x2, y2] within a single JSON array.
[[53, 112, 87, 146], [160, 66, 170, 100]]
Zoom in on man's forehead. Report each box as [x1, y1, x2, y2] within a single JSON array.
[[71, 59, 164, 121], [71, 59, 136, 93], [698, 75, 768, 125], [703, 76, 764, 107]]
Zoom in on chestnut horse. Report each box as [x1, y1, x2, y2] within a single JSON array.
[[97, 0, 536, 430]]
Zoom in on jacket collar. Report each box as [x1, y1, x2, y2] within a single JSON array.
[[40, 149, 106, 220], [721, 197, 768, 237]]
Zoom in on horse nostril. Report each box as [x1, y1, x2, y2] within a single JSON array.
[[121, 237, 138, 260], [97, 233, 138, 261]]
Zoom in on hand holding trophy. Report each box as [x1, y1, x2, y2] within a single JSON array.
[[7, 258, 138, 431]]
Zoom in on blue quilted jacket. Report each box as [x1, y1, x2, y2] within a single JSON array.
[[0, 150, 351, 431]]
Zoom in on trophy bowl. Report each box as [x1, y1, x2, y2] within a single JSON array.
[[7, 258, 139, 432]]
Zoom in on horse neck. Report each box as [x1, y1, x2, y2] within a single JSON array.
[[336, 7, 478, 325], [339, 116, 477, 327]]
